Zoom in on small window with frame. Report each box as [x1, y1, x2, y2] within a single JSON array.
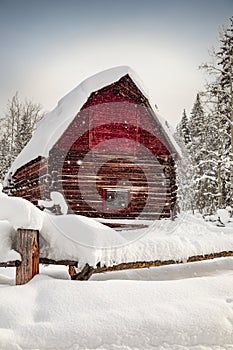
[[103, 189, 130, 212]]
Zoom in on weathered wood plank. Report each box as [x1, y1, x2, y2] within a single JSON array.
[[16, 229, 39, 285], [0, 260, 21, 268], [65, 250, 233, 281], [40, 258, 78, 266], [93, 250, 233, 274], [69, 263, 95, 280]]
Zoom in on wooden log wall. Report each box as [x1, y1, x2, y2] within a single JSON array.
[[4, 157, 48, 204], [47, 148, 176, 220]]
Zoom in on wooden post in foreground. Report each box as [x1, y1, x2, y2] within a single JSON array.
[[16, 229, 39, 285]]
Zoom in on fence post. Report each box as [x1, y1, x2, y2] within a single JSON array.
[[16, 229, 39, 285]]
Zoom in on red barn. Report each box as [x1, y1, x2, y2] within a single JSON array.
[[4, 66, 180, 220]]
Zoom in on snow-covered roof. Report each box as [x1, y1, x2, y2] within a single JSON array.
[[6, 66, 181, 178]]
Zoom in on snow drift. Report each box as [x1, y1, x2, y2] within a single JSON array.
[[0, 190, 233, 269], [1, 259, 233, 349]]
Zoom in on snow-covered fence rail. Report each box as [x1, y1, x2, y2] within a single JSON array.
[[39, 258, 78, 266], [0, 229, 39, 284], [94, 251, 233, 273], [70, 251, 233, 280], [0, 260, 21, 268], [2, 229, 233, 284], [0, 228, 79, 285]]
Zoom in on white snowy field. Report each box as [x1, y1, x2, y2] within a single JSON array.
[[1, 259, 233, 350], [1, 189, 233, 349]]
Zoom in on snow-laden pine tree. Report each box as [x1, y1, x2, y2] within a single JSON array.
[[176, 18, 233, 215], [0, 93, 44, 182], [201, 110, 220, 212], [0, 132, 10, 181], [218, 17, 233, 207], [180, 109, 191, 146], [188, 93, 210, 213], [200, 16, 233, 210], [200, 82, 230, 211], [174, 110, 194, 212]]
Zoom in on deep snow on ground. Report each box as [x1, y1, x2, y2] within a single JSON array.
[[1, 191, 233, 269], [1, 191, 233, 348], [1, 259, 233, 350]]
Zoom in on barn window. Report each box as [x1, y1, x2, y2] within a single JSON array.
[[103, 189, 130, 211]]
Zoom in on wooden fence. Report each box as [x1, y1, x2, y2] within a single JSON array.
[[1, 228, 233, 285], [0, 229, 78, 285]]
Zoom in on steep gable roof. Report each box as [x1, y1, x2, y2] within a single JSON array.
[[6, 66, 181, 179]]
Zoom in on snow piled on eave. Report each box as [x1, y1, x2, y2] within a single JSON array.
[[152, 110, 182, 157], [6, 65, 180, 180]]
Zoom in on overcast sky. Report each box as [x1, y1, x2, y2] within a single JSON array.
[[0, 0, 232, 126]]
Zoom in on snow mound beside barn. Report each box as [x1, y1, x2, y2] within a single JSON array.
[[0, 191, 122, 267], [1, 192, 233, 269], [0, 221, 20, 262]]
